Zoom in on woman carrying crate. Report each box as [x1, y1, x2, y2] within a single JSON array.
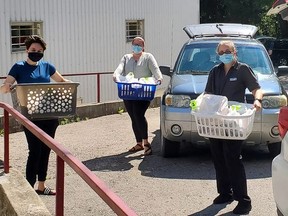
[[113, 37, 163, 155], [0, 35, 71, 195], [204, 40, 263, 215]]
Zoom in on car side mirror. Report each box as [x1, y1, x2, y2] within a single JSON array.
[[277, 66, 288, 77], [159, 66, 172, 77]]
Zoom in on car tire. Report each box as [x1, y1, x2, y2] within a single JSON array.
[[160, 135, 181, 158], [268, 142, 281, 158]]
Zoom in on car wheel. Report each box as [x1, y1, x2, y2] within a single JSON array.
[[160, 135, 181, 158], [268, 142, 281, 158]]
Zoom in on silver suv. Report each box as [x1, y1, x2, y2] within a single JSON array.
[[160, 23, 288, 157]]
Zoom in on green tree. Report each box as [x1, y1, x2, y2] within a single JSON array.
[[200, 0, 283, 38], [258, 11, 280, 37], [200, 0, 227, 23]]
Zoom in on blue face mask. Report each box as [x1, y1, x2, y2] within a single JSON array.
[[219, 53, 234, 64], [132, 45, 142, 54]]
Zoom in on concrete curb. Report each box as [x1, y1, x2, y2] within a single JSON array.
[[0, 169, 51, 216], [76, 96, 161, 119], [0, 96, 161, 133]]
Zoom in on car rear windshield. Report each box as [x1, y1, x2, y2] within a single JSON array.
[[176, 43, 273, 75]]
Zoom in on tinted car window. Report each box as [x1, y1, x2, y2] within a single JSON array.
[[177, 44, 218, 73], [237, 46, 273, 74], [176, 43, 273, 75], [270, 39, 288, 66]]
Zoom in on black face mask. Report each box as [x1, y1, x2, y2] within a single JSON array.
[[28, 52, 44, 62]]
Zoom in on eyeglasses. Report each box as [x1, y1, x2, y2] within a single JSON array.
[[218, 50, 232, 55]]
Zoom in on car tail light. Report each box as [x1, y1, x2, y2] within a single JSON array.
[[278, 106, 288, 138]]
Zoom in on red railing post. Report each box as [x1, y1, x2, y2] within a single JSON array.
[[3, 109, 9, 173], [56, 156, 65, 216], [97, 73, 100, 103]]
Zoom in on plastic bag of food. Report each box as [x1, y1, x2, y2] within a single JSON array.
[[191, 93, 229, 115], [139, 77, 157, 84]]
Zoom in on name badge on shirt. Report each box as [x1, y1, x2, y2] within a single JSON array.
[[230, 77, 237, 81]]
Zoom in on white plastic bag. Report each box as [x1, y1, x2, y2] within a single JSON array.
[[115, 75, 127, 82], [116, 72, 138, 83], [227, 101, 254, 116], [138, 77, 157, 84], [191, 93, 229, 115]]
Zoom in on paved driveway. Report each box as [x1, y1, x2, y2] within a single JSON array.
[[8, 107, 277, 216]]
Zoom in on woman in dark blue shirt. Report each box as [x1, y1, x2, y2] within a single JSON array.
[[1, 35, 70, 195]]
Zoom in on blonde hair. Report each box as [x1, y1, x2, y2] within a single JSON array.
[[132, 37, 145, 46], [132, 36, 145, 52], [216, 40, 237, 53]]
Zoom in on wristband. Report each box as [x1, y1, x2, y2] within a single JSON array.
[[255, 98, 262, 103]]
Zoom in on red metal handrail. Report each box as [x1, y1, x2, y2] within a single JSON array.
[[61, 72, 113, 103], [0, 102, 137, 216], [1, 71, 114, 104]]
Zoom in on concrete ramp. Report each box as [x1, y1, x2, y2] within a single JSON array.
[[0, 169, 51, 216]]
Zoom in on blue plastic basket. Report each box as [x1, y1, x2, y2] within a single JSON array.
[[117, 82, 157, 101]]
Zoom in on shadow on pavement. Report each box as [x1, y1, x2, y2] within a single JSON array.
[[139, 129, 273, 180], [82, 151, 144, 172], [188, 203, 234, 216], [82, 129, 273, 180]]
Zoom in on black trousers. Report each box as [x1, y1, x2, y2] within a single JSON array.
[[23, 119, 59, 187], [124, 100, 150, 143], [209, 138, 250, 201]]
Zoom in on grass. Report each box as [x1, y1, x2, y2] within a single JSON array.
[[59, 116, 89, 125]]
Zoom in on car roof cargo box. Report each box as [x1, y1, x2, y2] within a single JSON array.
[[183, 23, 258, 39]]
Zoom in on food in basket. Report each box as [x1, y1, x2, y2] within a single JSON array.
[[190, 94, 229, 115], [116, 72, 157, 85], [115, 72, 158, 101], [138, 77, 157, 84], [192, 100, 255, 140], [116, 81, 157, 101], [115, 72, 137, 83]]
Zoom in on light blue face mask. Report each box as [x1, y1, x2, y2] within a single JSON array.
[[132, 45, 142, 54], [219, 53, 234, 64]]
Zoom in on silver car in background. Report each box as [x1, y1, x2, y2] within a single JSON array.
[[160, 23, 288, 158]]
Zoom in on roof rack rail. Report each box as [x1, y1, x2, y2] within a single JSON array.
[[183, 23, 258, 39]]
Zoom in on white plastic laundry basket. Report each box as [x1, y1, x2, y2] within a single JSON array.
[[192, 105, 256, 140]]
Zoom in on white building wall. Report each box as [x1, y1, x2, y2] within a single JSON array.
[[0, 0, 199, 107]]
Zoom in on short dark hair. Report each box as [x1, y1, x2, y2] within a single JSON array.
[[24, 35, 47, 50]]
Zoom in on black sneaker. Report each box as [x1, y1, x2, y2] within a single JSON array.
[[0, 160, 3, 169], [213, 194, 234, 204], [233, 199, 252, 215]]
